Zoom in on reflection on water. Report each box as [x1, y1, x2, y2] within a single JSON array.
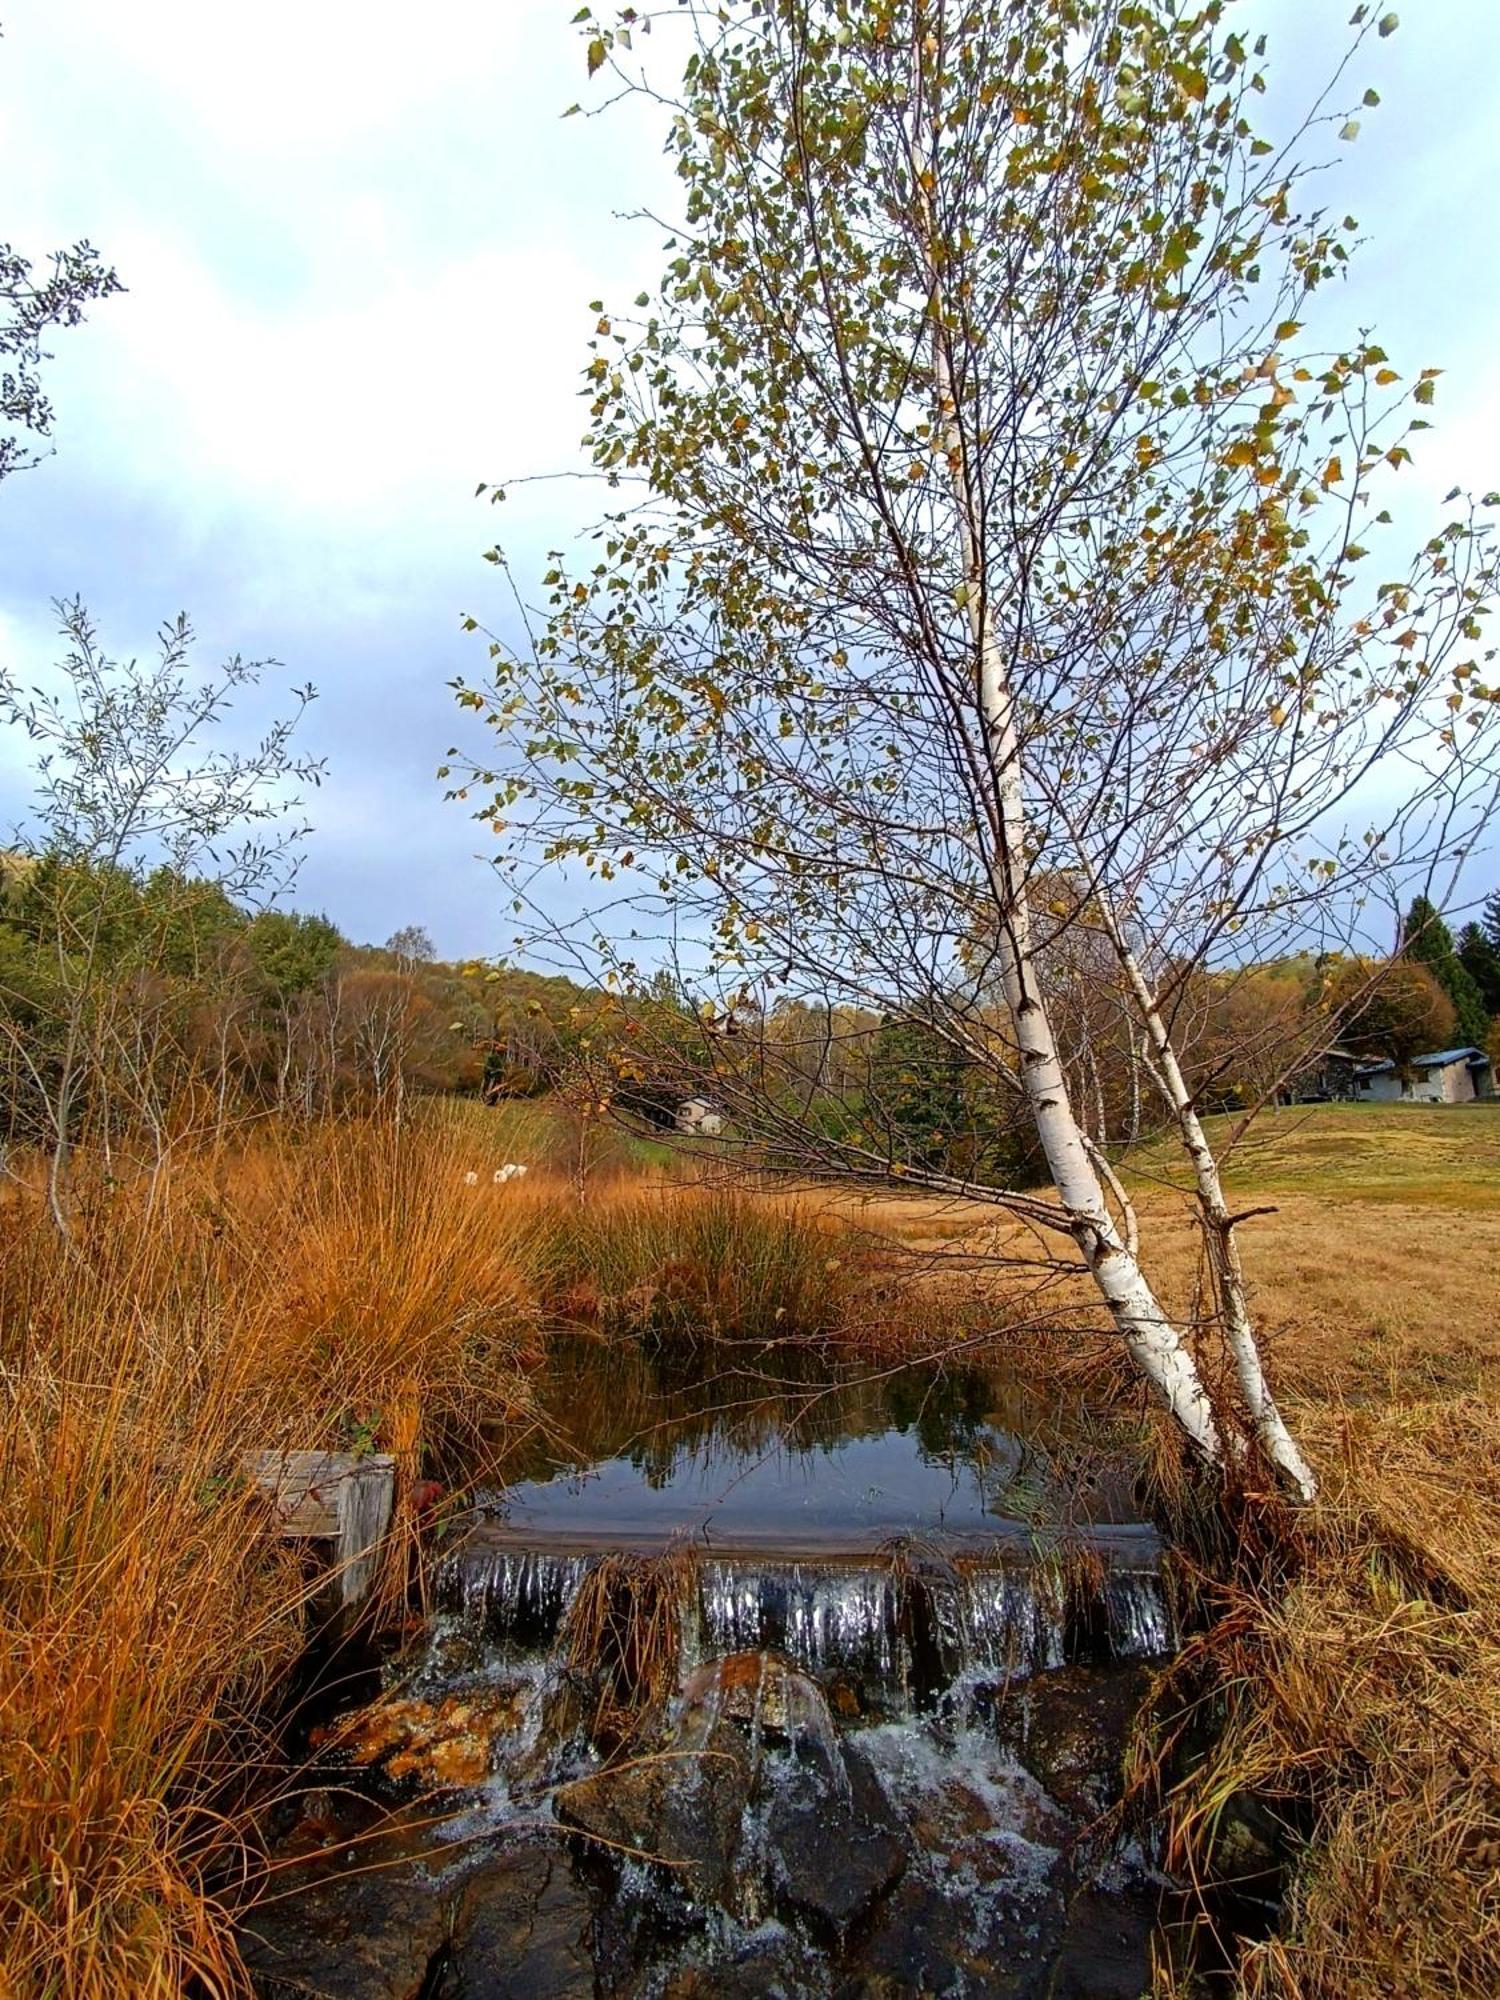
[[478, 1335, 1148, 1556]]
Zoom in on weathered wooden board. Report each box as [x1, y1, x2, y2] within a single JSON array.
[[245, 1449, 396, 1608]]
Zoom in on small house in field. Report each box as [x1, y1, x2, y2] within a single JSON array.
[[1287, 1048, 1364, 1102], [675, 1097, 724, 1137], [1352, 1045, 1494, 1105]]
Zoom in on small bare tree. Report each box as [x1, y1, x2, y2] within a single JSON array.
[[456, 1, 1500, 1498], [0, 600, 322, 1227]]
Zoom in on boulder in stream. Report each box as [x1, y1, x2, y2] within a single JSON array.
[[554, 1736, 754, 1904], [556, 1649, 910, 1927], [242, 1838, 596, 2000], [763, 1737, 907, 1937], [315, 1682, 533, 1790], [443, 1845, 595, 1998], [240, 1850, 457, 2000], [996, 1660, 1153, 1820]]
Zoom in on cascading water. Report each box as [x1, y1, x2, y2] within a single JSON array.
[[246, 1343, 1185, 1998], [433, 1532, 1173, 1715]]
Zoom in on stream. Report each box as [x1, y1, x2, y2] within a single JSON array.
[[242, 1338, 1184, 1998]]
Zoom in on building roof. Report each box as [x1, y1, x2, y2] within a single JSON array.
[[1354, 1046, 1489, 1078]]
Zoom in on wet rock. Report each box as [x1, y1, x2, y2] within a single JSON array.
[[997, 1662, 1151, 1820], [556, 1651, 841, 1906], [836, 1873, 1059, 2000], [678, 1648, 840, 1748], [443, 1845, 595, 1999], [1047, 1883, 1161, 2000], [908, 1765, 1069, 1861], [649, 1925, 824, 1998], [315, 1683, 532, 1789], [240, 1852, 454, 2000], [1209, 1788, 1293, 1892], [764, 1738, 907, 1937], [555, 1738, 753, 1904]]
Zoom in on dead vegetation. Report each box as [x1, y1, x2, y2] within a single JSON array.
[[4, 1098, 1495, 1995], [852, 1102, 1500, 1998], [559, 1548, 700, 1753], [1124, 1396, 1500, 2000], [0, 1116, 865, 1999]]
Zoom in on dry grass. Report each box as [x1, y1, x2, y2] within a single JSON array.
[[0, 1116, 544, 1997], [559, 1548, 700, 1753], [0, 1113, 864, 1999], [538, 1177, 871, 1342], [845, 1102, 1500, 1997], [8, 1095, 1492, 1996], [1117, 1107, 1500, 2000], [1134, 1398, 1500, 2000]]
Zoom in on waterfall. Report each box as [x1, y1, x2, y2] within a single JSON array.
[[439, 1546, 595, 1651], [437, 1534, 1172, 1707]]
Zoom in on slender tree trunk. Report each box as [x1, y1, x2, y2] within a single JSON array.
[[919, 175, 1223, 1467], [1127, 1023, 1143, 1146], [1102, 925, 1317, 1499]]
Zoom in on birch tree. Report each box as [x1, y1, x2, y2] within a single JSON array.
[[456, 0, 1500, 1498]]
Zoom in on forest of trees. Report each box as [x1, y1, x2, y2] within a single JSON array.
[[0, 847, 605, 1154], [5, 834, 1497, 1182]]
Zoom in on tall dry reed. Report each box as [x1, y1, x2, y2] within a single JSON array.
[[0, 1114, 543, 1996], [0, 1112, 873, 1996]]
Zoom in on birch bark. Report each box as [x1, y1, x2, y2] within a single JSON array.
[[1102, 921, 1318, 1500], [917, 159, 1224, 1468]]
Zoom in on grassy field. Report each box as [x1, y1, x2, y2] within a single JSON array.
[[1144, 1101, 1500, 1402]]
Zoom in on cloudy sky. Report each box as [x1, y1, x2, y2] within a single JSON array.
[[2, 0, 1498, 958]]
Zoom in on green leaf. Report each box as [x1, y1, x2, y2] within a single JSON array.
[[1378, 12, 1399, 36], [1339, 120, 1360, 141], [587, 36, 607, 75]]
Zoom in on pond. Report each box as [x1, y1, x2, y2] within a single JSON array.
[[242, 1336, 1186, 1999], [474, 1332, 1154, 1555]]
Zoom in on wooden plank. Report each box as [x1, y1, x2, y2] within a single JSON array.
[[245, 1450, 396, 1607], [337, 1461, 397, 1608]]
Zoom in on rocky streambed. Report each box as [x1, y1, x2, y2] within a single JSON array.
[[241, 1343, 1187, 1998]]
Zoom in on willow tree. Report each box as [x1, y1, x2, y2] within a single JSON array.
[[457, 0, 1500, 1499]]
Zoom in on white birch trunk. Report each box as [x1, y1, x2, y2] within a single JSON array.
[[1103, 926, 1317, 1500], [917, 184, 1224, 1468]]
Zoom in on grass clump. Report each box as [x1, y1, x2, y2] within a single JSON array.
[[1136, 1400, 1500, 1999], [559, 1548, 699, 1753], [542, 1179, 868, 1342], [0, 1115, 543, 1998]]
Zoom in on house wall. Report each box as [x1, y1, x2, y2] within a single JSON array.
[[1435, 1061, 1480, 1105], [1360, 1061, 1486, 1104], [1360, 1072, 1405, 1103]]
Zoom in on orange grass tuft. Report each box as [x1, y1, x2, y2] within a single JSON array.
[[0, 1110, 872, 1996]]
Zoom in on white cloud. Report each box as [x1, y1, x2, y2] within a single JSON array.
[[90, 228, 601, 517], [3, 0, 1499, 955], [20, 0, 526, 158]]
